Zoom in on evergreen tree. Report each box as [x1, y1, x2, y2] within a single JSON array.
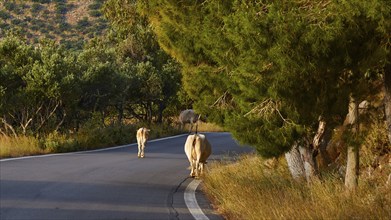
[[136, 0, 390, 160]]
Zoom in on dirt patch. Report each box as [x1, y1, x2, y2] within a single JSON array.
[[66, 0, 93, 25]]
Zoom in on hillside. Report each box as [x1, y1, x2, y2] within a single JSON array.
[[0, 0, 109, 50]]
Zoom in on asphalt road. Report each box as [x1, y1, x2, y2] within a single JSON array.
[[0, 132, 253, 220]]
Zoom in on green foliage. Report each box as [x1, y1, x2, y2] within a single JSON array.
[[3, 2, 16, 12], [89, 3, 101, 10], [0, 10, 11, 20], [55, 2, 67, 14], [137, 0, 390, 157], [32, 0, 51, 4], [0, 1, 109, 50], [76, 17, 91, 30], [89, 10, 102, 17], [31, 3, 43, 14], [0, 0, 184, 157]]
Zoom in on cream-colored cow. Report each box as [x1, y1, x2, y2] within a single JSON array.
[[136, 127, 150, 158], [184, 133, 212, 178]]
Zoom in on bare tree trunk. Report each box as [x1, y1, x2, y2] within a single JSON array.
[[285, 142, 306, 181], [313, 118, 326, 149], [384, 67, 391, 145], [285, 118, 326, 183], [345, 95, 359, 191], [299, 142, 319, 182], [1, 117, 17, 137]]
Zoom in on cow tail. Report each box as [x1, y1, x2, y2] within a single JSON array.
[[192, 134, 197, 148], [195, 114, 201, 134], [141, 128, 145, 142]]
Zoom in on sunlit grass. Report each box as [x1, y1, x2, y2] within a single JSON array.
[[182, 121, 225, 133], [0, 122, 184, 159], [0, 135, 47, 158], [202, 154, 391, 220]]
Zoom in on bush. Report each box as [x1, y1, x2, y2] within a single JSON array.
[[0, 10, 12, 20], [0, 23, 10, 31], [76, 17, 90, 30], [89, 10, 102, 17], [88, 3, 101, 10], [55, 3, 67, 14], [31, 3, 43, 14], [58, 22, 70, 31], [11, 19, 22, 26], [4, 2, 16, 12], [32, 0, 51, 3]]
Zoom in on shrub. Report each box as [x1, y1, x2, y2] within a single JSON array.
[[0, 23, 10, 31], [32, 0, 51, 3], [0, 10, 11, 20], [89, 10, 102, 17], [58, 22, 70, 31], [55, 3, 67, 14], [88, 3, 101, 10], [76, 17, 90, 30], [11, 19, 22, 26], [31, 3, 43, 14], [4, 2, 16, 12]]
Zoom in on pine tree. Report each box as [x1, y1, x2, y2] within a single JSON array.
[[131, 0, 390, 186]]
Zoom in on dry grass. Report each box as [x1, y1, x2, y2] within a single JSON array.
[[182, 121, 225, 132], [0, 122, 182, 159], [0, 135, 47, 158], [202, 154, 391, 220]]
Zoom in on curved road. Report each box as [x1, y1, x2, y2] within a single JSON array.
[[0, 132, 252, 220]]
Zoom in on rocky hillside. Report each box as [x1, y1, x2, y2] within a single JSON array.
[[0, 0, 108, 49]]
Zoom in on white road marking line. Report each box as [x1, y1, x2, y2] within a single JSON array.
[[0, 134, 188, 162], [184, 179, 209, 220]]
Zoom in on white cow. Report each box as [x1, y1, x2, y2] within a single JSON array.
[[184, 133, 212, 178], [136, 127, 150, 158], [179, 109, 200, 133]]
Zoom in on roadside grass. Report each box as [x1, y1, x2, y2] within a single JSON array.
[[182, 121, 225, 132], [0, 122, 221, 159], [202, 154, 391, 220], [0, 135, 47, 158]]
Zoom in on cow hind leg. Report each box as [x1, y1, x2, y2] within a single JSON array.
[[137, 141, 142, 158], [140, 143, 145, 158], [190, 160, 196, 177], [199, 163, 204, 175]]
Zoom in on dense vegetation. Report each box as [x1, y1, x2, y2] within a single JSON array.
[[0, 0, 108, 50], [204, 154, 390, 219], [1, 0, 390, 217], [136, 0, 390, 157], [0, 1, 192, 157], [132, 0, 390, 189]]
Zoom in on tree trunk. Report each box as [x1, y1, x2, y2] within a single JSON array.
[[285, 140, 318, 182], [117, 103, 124, 124], [344, 95, 359, 191], [384, 66, 391, 145], [285, 142, 306, 181], [157, 101, 165, 124]]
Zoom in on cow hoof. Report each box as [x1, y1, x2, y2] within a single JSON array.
[[141, 156, 145, 158]]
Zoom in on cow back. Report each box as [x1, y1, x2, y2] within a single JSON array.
[[195, 134, 211, 163]]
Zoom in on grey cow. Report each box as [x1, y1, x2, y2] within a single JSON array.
[[179, 109, 200, 133]]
